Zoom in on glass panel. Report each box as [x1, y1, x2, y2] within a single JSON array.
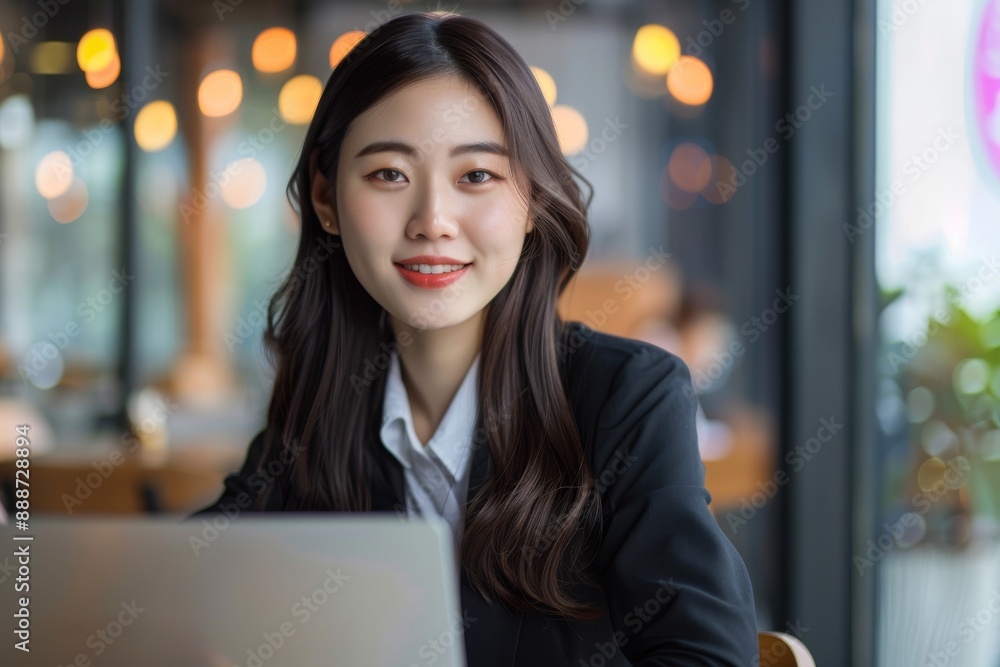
[[874, 0, 1000, 664]]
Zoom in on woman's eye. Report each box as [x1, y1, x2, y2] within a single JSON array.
[[370, 169, 497, 184], [372, 169, 406, 183], [461, 170, 495, 184]]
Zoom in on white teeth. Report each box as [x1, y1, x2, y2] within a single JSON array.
[[402, 263, 467, 274]]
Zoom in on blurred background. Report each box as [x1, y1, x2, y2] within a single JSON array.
[[0, 0, 999, 665]]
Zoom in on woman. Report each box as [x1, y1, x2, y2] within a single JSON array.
[[194, 11, 758, 665]]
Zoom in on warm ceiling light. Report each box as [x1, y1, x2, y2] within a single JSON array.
[[530, 66, 557, 107], [198, 69, 243, 117], [252, 27, 296, 73], [35, 151, 74, 199], [48, 177, 89, 223], [278, 74, 323, 124], [86, 51, 120, 88], [668, 142, 713, 193], [329, 31, 365, 69], [667, 56, 714, 106], [550, 105, 588, 156], [134, 100, 177, 151], [632, 24, 680, 76], [77, 28, 116, 72], [221, 158, 266, 209]]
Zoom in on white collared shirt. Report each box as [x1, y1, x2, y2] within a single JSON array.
[[380, 348, 480, 562]]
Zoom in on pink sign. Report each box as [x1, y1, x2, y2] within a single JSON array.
[[973, 0, 1000, 184]]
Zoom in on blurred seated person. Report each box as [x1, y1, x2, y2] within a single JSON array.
[[633, 283, 737, 461]]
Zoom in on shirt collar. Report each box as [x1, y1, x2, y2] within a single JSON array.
[[380, 347, 480, 478]]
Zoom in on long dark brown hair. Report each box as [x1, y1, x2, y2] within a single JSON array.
[[255, 11, 603, 620]]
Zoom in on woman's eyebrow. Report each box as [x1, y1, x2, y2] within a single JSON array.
[[353, 140, 509, 159]]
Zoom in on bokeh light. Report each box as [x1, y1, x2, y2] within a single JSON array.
[[30, 41, 74, 74], [278, 74, 323, 124], [632, 24, 680, 76], [329, 31, 365, 69], [668, 142, 713, 193], [551, 105, 588, 155], [85, 51, 120, 89], [134, 100, 177, 152], [35, 151, 74, 199], [77, 28, 116, 73], [221, 158, 266, 209], [667, 55, 714, 106], [47, 177, 89, 223], [953, 358, 991, 394], [21, 342, 64, 390], [531, 66, 557, 106], [252, 27, 296, 73], [920, 420, 957, 457], [198, 69, 243, 117], [0, 36, 12, 85], [701, 155, 738, 204]]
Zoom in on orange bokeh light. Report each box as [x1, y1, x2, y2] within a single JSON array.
[[701, 155, 738, 205], [198, 69, 243, 117], [667, 56, 714, 106], [551, 105, 588, 156], [85, 51, 120, 89], [329, 31, 365, 69], [252, 27, 296, 73], [668, 143, 713, 193]]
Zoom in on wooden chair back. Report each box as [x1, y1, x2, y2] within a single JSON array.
[[758, 631, 816, 666]]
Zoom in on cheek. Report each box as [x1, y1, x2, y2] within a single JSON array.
[[473, 194, 530, 239], [472, 216, 528, 279], [337, 187, 395, 249]]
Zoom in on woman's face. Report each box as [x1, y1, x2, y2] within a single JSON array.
[[313, 74, 533, 334]]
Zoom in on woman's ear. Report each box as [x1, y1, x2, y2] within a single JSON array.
[[310, 156, 339, 235]]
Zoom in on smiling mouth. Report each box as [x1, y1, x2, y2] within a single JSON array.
[[394, 262, 472, 274], [393, 262, 472, 289]]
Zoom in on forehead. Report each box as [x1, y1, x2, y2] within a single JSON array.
[[343, 75, 505, 150]]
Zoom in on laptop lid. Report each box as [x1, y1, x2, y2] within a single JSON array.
[[1, 515, 468, 667]]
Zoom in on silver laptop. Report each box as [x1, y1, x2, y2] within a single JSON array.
[[0, 515, 467, 667]]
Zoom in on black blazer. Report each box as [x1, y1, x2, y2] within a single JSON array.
[[191, 321, 758, 666]]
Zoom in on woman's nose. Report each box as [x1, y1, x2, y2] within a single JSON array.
[[406, 181, 460, 239]]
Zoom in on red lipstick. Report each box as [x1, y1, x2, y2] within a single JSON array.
[[394, 256, 472, 289]]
